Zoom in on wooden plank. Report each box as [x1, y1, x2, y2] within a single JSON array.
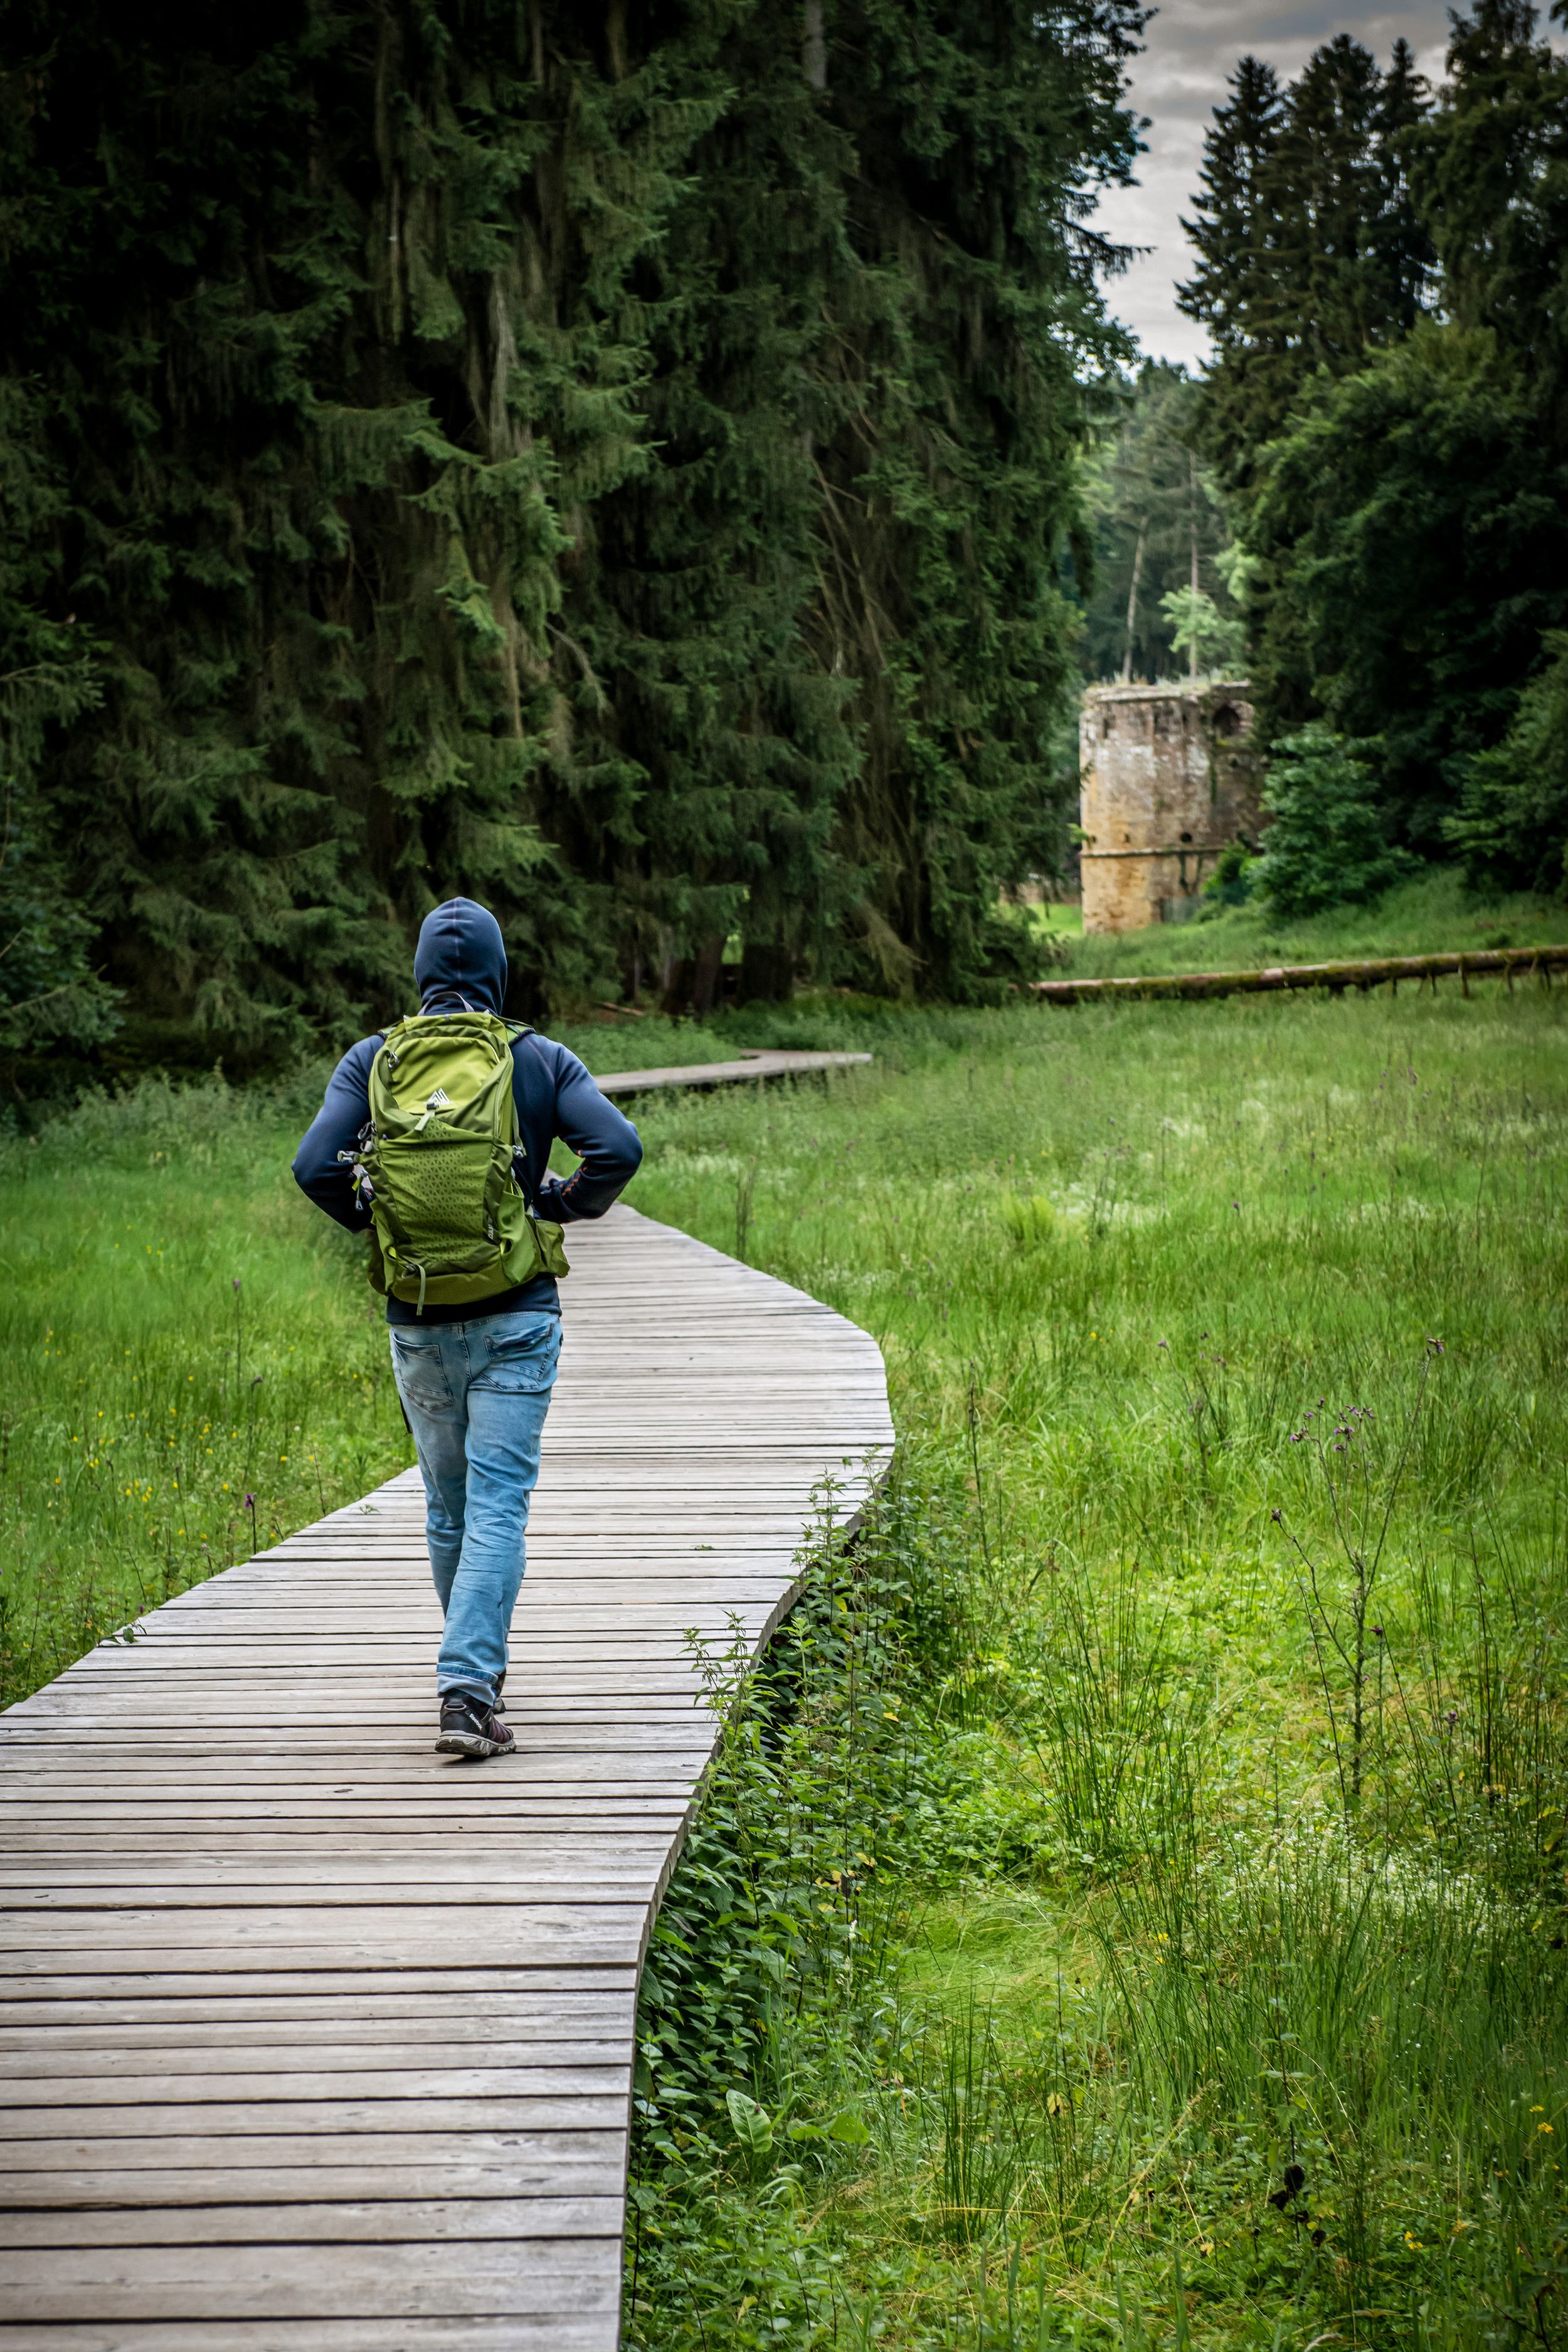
[[0, 2204, 625, 2247], [0, 2167, 625, 2209], [593, 1044, 871, 1095], [0, 1201, 893, 2344], [0, 2130, 624, 2171], [0, 2323, 618, 2351], [0, 2238, 624, 2318], [0, 2042, 632, 2078]]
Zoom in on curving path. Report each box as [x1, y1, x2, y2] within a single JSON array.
[[0, 1205, 893, 2349]]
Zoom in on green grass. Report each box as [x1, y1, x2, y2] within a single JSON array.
[[1057, 865, 1565, 980], [4, 975, 1567, 2349], [619, 982, 1568, 2352], [0, 1076, 411, 1698]]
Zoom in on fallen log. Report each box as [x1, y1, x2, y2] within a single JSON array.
[[1032, 944, 1568, 1007]]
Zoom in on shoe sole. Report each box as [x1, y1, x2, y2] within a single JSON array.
[[435, 1729, 513, 1759]]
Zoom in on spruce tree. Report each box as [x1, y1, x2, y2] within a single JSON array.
[[1186, 3, 1568, 869], [801, 0, 1143, 995], [1177, 58, 1287, 491], [1413, 0, 1568, 453], [1180, 39, 1433, 492], [0, 0, 1146, 1051]]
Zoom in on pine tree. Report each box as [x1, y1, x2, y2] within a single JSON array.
[[0, 0, 1147, 1051], [0, 384, 119, 1097], [1189, 3, 1568, 867], [800, 0, 1144, 995], [1179, 38, 1433, 491], [1177, 58, 1287, 490], [1413, 0, 1568, 452]]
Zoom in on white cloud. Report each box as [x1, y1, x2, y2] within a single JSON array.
[[1093, 1, 1456, 367]]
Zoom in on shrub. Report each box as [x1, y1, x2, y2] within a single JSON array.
[[1446, 632, 1568, 895], [1252, 726, 1419, 916], [1198, 834, 1258, 916]]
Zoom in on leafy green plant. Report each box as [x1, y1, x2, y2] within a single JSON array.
[[1198, 835, 1258, 916], [1158, 586, 1246, 676], [1447, 632, 1568, 896], [1252, 726, 1419, 916]]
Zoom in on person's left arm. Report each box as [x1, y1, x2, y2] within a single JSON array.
[[534, 1045, 644, 1222]]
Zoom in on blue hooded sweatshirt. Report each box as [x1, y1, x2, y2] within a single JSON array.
[[291, 898, 643, 1323]]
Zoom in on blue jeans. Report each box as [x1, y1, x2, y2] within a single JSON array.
[[388, 1308, 561, 1707]]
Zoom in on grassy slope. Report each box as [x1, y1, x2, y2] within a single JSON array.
[[3, 972, 1567, 2346], [1054, 866, 1565, 980]]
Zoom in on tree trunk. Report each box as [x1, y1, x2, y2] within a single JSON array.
[[1120, 517, 1146, 683], [1189, 452, 1200, 681], [803, 0, 827, 90], [739, 939, 795, 1003]]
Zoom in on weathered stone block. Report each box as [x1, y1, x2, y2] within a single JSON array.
[[1079, 682, 1261, 934]]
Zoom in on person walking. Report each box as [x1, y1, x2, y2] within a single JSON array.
[[292, 897, 642, 1759]]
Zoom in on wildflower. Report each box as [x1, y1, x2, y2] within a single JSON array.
[[1372, 1624, 1384, 1638]]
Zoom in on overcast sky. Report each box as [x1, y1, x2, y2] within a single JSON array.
[[1095, 1, 1459, 368]]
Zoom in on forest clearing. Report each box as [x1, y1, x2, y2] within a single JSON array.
[[6, 967, 1565, 2349], [4, 0, 1567, 2339]]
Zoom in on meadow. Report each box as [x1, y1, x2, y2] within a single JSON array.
[[2, 912, 1566, 2350], [1051, 868, 1565, 982], [620, 968, 1568, 2352]]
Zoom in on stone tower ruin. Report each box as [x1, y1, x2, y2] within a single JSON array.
[[1078, 681, 1261, 934]]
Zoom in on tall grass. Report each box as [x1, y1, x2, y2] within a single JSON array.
[[0, 1074, 410, 1699], [5, 975, 1567, 2348], [623, 982, 1568, 2351]]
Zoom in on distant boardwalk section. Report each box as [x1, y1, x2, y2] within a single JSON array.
[[0, 1205, 893, 2349]]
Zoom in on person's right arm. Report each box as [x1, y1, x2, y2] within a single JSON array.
[[291, 1039, 379, 1232]]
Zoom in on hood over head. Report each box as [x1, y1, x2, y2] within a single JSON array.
[[413, 898, 507, 1015]]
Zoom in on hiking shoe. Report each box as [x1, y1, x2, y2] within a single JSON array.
[[435, 1693, 515, 1759]]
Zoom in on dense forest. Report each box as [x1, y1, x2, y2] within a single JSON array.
[[0, 0, 1145, 1081], [1076, 361, 1241, 685], [1179, 1, 1568, 894], [4, 1, 1567, 1089]]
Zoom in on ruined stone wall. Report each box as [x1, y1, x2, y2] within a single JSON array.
[[1078, 682, 1260, 934]]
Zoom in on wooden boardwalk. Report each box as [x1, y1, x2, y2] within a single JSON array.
[[593, 1048, 870, 1098], [0, 1206, 893, 2349]]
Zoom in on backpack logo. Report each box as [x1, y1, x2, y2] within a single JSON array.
[[426, 1087, 452, 1110]]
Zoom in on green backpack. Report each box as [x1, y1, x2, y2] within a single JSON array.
[[358, 1011, 569, 1315]]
